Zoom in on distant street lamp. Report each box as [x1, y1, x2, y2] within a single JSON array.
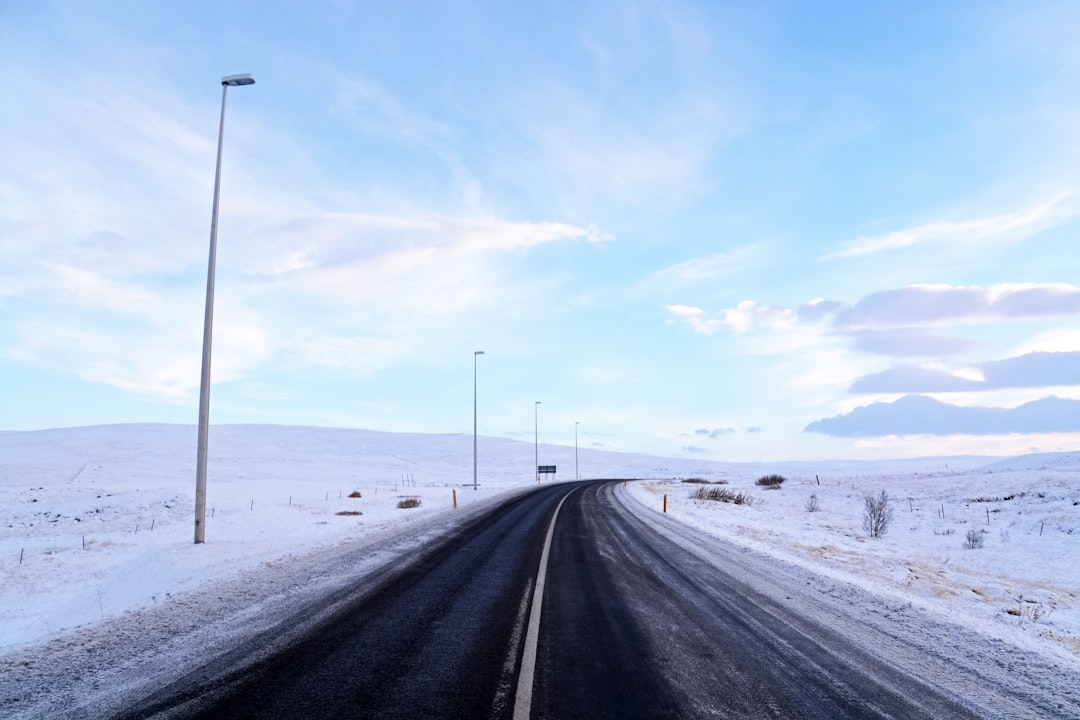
[[194, 73, 255, 545], [473, 351, 484, 490], [575, 421, 580, 481], [535, 401, 542, 484]]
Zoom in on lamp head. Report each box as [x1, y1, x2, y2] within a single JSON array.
[[222, 73, 256, 86]]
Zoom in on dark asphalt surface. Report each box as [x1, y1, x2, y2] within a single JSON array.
[[116, 480, 985, 719], [534, 482, 979, 719]]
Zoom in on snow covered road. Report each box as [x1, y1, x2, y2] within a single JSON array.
[[7, 477, 1076, 718]]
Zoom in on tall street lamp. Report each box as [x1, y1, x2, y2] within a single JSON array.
[[194, 73, 255, 545], [534, 401, 542, 484], [473, 350, 484, 490], [575, 421, 580, 481]]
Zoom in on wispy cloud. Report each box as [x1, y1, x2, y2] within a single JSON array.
[[840, 328, 982, 358], [669, 284, 1080, 355], [264, 213, 605, 315], [6, 209, 604, 399], [834, 283, 1080, 329], [0, 61, 610, 401], [633, 245, 762, 297], [823, 190, 1080, 260], [335, 78, 457, 149]]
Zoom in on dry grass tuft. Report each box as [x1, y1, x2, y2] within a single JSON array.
[[692, 486, 754, 505]]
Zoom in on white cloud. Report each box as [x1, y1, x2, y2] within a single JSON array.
[[668, 283, 1080, 347], [835, 283, 1080, 329], [665, 301, 795, 335], [723, 301, 796, 333], [0, 58, 611, 401], [665, 304, 722, 335], [1015, 328, 1080, 354], [6, 208, 602, 398], [824, 190, 1080, 259], [259, 214, 603, 319]]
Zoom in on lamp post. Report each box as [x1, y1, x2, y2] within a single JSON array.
[[194, 73, 255, 545], [534, 401, 541, 484], [575, 421, 580, 481], [473, 351, 484, 490]]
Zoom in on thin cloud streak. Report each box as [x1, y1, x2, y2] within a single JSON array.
[[823, 190, 1080, 260], [644, 245, 761, 288]]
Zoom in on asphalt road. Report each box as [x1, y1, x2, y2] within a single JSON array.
[[116, 480, 993, 719]]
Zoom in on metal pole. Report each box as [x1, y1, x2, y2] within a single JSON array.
[[535, 401, 541, 484], [194, 83, 229, 545], [473, 350, 484, 490], [194, 74, 253, 544], [575, 421, 580, 481]]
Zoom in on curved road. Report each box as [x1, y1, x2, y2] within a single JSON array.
[[116, 480, 1035, 718]]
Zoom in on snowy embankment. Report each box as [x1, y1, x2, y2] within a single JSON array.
[[0, 423, 681, 651], [1, 423, 1078, 674], [624, 457, 1080, 667]]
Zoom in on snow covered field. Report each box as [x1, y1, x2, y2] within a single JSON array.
[[626, 457, 1080, 667], [0, 423, 689, 651], [2, 423, 1078, 675]]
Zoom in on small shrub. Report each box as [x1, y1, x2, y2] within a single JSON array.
[[335, 510, 363, 516], [805, 494, 820, 513], [348, 491, 362, 498], [755, 474, 786, 488], [1007, 596, 1051, 623], [397, 497, 421, 509], [964, 529, 985, 549], [862, 490, 893, 539], [692, 486, 753, 505], [682, 478, 709, 484], [691, 486, 715, 500]]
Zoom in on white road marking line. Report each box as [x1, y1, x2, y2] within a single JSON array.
[[490, 577, 534, 717], [512, 489, 575, 720]]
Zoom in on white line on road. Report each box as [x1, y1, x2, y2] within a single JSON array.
[[512, 488, 576, 720], [490, 577, 534, 716]]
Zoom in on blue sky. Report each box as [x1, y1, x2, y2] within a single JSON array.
[[3, 0, 1080, 461]]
